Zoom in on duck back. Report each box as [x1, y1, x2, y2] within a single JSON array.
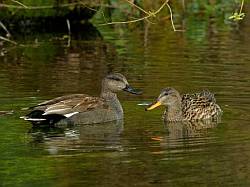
[[181, 90, 222, 121]]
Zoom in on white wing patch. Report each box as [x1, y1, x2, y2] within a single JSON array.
[[21, 117, 47, 121], [64, 112, 79, 118], [43, 108, 72, 116]]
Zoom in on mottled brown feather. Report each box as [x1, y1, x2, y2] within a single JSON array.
[[154, 88, 223, 122], [33, 94, 109, 115], [180, 91, 222, 121]]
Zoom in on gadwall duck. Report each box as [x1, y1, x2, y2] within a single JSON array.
[[146, 87, 222, 121], [22, 73, 141, 125]]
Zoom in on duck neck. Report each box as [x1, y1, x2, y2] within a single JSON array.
[[165, 100, 183, 121], [100, 86, 117, 101], [100, 86, 123, 118]]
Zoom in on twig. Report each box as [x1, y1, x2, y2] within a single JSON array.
[[66, 19, 71, 47], [166, 2, 184, 32], [0, 2, 81, 9], [239, 0, 244, 14], [79, 1, 113, 24], [99, 15, 150, 25], [229, 0, 245, 21], [79, 1, 99, 12], [0, 1, 114, 9], [0, 36, 17, 45], [99, 0, 167, 26], [99, 0, 182, 32], [150, 1, 168, 15], [10, 0, 28, 8], [0, 21, 11, 37], [123, 0, 150, 16]]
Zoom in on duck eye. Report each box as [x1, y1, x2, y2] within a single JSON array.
[[108, 76, 121, 82], [159, 92, 168, 98], [164, 92, 169, 96], [112, 77, 121, 81]]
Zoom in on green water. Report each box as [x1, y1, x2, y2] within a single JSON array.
[[1, 13, 250, 186]]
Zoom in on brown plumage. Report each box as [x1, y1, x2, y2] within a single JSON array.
[[22, 73, 141, 125], [146, 87, 222, 122], [32, 94, 108, 116]]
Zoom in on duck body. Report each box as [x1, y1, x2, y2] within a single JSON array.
[[146, 88, 222, 122], [22, 73, 140, 125], [180, 90, 222, 121]]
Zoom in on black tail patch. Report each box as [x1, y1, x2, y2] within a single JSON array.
[[24, 110, 66, 126]]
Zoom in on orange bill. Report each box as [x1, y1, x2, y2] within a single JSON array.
[[146, 101, 162, 111]]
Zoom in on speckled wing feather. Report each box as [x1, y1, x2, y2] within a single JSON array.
[[181, 90, 222, 120]]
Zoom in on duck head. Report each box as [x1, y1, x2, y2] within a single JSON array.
[[103, 73, 142, 95], [146, 87, 181, 110]]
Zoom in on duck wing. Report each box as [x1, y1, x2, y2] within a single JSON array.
[[182, 90, 221, 120], [182, 90, 215, 104], [42, 95, 107, 117], [22, 94, 109, 124], [26, 94, 108, 118], [30, 94, 88, 109]]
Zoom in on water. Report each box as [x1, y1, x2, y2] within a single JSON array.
[[1, 14, 250, 186]]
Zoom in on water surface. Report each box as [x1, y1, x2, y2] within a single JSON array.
[[1, 14, 250, 186]]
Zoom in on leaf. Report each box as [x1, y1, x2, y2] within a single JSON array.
[[229, 12, 245, 21]]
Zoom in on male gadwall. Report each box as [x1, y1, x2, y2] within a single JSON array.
[[22, 73, 141, 125], [146, 87, 222, 122]]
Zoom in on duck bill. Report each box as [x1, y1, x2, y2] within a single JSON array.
[[123, 85, 142, 95], [146, 101, 162, 111]]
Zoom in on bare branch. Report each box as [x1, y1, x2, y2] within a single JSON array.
[[166, 2, 184, 32], [0, 36, 17, 45], [0, 21, 11, 37], [99, 0, 167, 26], [10, 0, 28, 8], [123, 0, 150, 16], [240, 0, 244, 13], [99, 0, 183, 32], [66, 19, 71, 47], [0, 2, 91, 9]]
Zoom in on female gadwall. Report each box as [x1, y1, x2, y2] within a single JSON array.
[[22, 73, 141, 125], [146, 87, 222, 122]]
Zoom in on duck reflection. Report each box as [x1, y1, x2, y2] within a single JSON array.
[[163, 118, 220, 139], [150, 118, 221, 156], [29, 120, 124, 154], [0, 111, 14, 116]]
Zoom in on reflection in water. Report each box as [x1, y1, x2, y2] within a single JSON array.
[[1, 7, 250, 186], [0, 110, 14, 116], [150, 119, 221, 153], [164, 118, 220, 140], [0, 22, 121, 98], [29, 120, 124, 155], [5, 21, 102, 41]]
